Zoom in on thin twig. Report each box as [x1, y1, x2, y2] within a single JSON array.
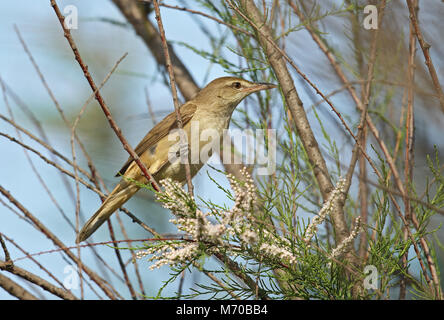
[[291, 0, 442, 297], [111, 0, 199, 101], [400, 0, 418, 299], [0, 75, 76, 247], [0, 131, 103, 196], [0, 114, 93, 181], [405, 0, 444, 112], [68, 52, 131, 298], [114, 211, 146, 298], [105, 220, 137, 299], [1, 233, 76, 294], [50, 0, 160, 192], [0, 260, 78, 300], [13, 24, 104, 186], [0, 234, 11, 264], [141, 0, 253, 37], [228, 0, 355, 246], [0, 185, 120, 299], [152, 0, 194, 197]]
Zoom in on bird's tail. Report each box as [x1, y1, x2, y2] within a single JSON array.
[[76, 180, 140, 243]]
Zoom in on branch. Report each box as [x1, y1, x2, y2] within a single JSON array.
[[231, 0, 350, 243], [145, 0, 253, 37], [0, 234, 11, 263], [406, 0, 444, 112], [400, 0, 418, 298], [152, 0, 194, 197], [50, 0, 160, 192], [0, 273, 38, 300], [0, 185, 120, 299], [111, 0, 199, 101], [0, 260, 78, 300]]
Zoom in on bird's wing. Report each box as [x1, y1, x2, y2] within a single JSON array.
[[115, 102, 197, 177]]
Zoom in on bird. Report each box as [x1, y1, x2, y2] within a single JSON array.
[[76, 77, 277, 243]]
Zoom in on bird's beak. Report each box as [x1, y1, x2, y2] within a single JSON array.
[[242, 82, 278, 93]]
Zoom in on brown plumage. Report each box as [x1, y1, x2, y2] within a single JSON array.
[[76, 77, 276, 243], [116, 103, 197, 176]]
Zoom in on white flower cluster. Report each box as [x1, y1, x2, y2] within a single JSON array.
[[223, 168, 258, 244], [259, 234, 297, 265], [136, 241, 199, 270], [137, 167, 298, 269], [302, 177, 361, 263], [157, 178, 194, 217], [329, 216, 361, 263], [174, 209, 226, 244], [303, 178, 346, 245]]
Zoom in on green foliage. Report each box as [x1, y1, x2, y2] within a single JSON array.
[[130, 0, 443, 300]]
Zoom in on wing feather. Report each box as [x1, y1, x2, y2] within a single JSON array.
[[115, 102, 197, 177]]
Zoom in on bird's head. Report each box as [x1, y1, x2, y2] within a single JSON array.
[[194, 77, 277, 114]]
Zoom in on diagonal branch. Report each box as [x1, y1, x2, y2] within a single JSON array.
[[406, 0, 444, 113], [0, 185, 120, 299], [232, 0, 350, 244], [0, 273, 38, 300], [111, 0, 199, 101], [0, 260, 78, 300], [50, 0, 160, 192], [152, 0, 194, 197]]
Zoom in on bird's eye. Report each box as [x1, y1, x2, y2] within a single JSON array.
[[232, 82, 242, 89]]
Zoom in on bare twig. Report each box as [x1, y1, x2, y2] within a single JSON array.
[[13, 24, 105, 191], [0, 260, 78, 300], [111, 0, 247, 185], [290, 0, 441, 297], [114, 212, 146, 298], [50, 0, 160, 192], [0, 273, 38, 300], [229, 0, 351, 244], [111, 0, 199, 101], [152, 0, 194, 197], [15, 23, 146, 293], [1, 233, 75, 293], [68, 52, 134, 298], [141, 0, 253, 37], [0, 234, 11, 264], [0, 75, 76, 243], [105, 220, 137, 299], [0, 185, 120, 299], [0, 131, 103, 196], [406, 0, 444, 112], [0, 114, 93, 181], [400, 0, 418, 299]]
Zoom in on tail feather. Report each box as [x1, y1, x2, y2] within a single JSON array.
[[76, 180, 140, 243]]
